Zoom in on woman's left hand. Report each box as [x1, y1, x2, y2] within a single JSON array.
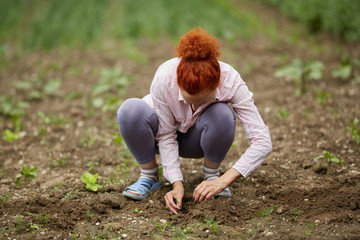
[[193, 178, 227, 203]]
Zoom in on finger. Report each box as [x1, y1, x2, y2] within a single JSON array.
[[198, 188, 210, 202], [164, 195, 179, 215], [166, 193, 181, 213], [204, 189, 217, 201], [193, 183, 207, 202]]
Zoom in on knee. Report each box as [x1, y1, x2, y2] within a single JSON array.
[[201, 103, 236, 133], [116, 98, 144, 128]]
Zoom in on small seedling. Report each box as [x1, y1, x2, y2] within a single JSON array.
[[275, 107, 289, 120], [346, 118, 360, 144], [291, 209, 303, 221], [52, 181, 63, 191], [16, 215, 24, 234], [109, 163, 128, 185], [86, 210, 94, 221], [152, 220, 169, 235], [1, 193, 12, 203], [81, 172, 103, 192], [63, 189, 80, 200], [204, 215, 220, 235], [135, 208, 143, 214], [314, 89, 330, 105], [48, 156, 68, 168], [314, 151, 343, 167], [15, 163, 37, 188], [256, 206, 276, 217], [2, 129, 21, 142]]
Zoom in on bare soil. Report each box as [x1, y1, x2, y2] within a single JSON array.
[[1, 4, 360, 240]]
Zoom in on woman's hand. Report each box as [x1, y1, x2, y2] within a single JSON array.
[[193, 168, 242, 203], [193, 178, 227, 203], [164, 181, 184, 215]]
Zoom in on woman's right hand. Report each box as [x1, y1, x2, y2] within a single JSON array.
[[164, 181, 184, 215]]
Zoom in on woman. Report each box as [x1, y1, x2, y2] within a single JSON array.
[[117, 27, 272, 215]]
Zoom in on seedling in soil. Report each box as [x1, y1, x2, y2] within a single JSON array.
[[305, 223, 316, 235], [15, 163, 37, 188], [15, 214, 24, 234], [2, 129, 21, 142], [1, 193, 12, 203], [256, 206, 277, 217], [314, 151, 343, 167], [135, 208, 143, 214], [346, 118, 360, 144], [275, 59, 323, 95], [27, 213, 50, 227], [314, 89, 331, 105], [152, 220, 170, 235], [291, 208, 303, 221], [52, 181, 63, 191], [63, 189, 80, 200], [81, 172, 103, 192], [275, 107, 289, 121], [109, 163, 128, 185], [204, 215, 220, 235], [0, 95, 29, 118], [86, 210, 94, 222], [48, 156, 68, 168]]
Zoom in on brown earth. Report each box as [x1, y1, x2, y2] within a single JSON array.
[[1, 2, 360, 240]]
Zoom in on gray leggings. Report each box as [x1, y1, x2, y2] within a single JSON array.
[[116, 98, 236, 164]]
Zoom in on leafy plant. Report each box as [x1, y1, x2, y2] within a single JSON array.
[[152, 220, 169, 235], [81, 172, 103, 192], [291, 209, 303, 221], [275, 59, 323, 95], [48, 156, 68, 168], [86, 210, 94, 222], [135, 208, 143, 214], [314, 151, 343, 167], [256, 206, 277, 217], [204, 215, 220, 235], [2, 129, 21, 142], [62, 189, 80, 200], [346, 118, 360, 144], [275, 107, 289, 120], [15, 214, 24, 234], [332, 57, 352, 80], [15, 163, 37, 188], [314, 89, 330, 105]]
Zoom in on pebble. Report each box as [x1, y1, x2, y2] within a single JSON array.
[[276, 207, 283, 214], [314, 220, 320, 225], [265, 232, 274, 236], [122, 234, 127, 238], [160, 219, 167, 224]]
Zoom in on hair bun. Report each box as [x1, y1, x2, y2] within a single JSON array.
[[176, 27, 220, 60]]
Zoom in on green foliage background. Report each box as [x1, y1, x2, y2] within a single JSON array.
[[0, 0, 268, 51], [255, 0, 360, 41]]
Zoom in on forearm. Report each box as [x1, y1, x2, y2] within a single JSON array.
[[219, 168, 243, 187]]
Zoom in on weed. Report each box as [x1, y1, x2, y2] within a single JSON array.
[[2, 129, 21, 142], [256, 206, 277, 217], [63, 190, 80, 200], [48, 156, 68, 168], [15, 163, 37, 188], [87, 159, 100, 173], [275, 59, 323, 95], [135, 208, 143, 214], [1, 193, 12, 203], [86, 210, 94, 222], [27, 213, 50, 227], [81, 172, 103, 192], [314, 151, 343, 167], [204, 215, 220, 235], [109, 163, 128, 185], [305, 223, 316, 235], [275, 107, 289, 121], [52, 181, 63, 191], [314, 89, 331, 105], [152, 220, 169, 235], [291, 209, 303, 221], [15, 214, 24, 234], [346, 118, 360, 144]]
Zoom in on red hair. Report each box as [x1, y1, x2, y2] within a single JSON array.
[[176, 27, 221, 95]]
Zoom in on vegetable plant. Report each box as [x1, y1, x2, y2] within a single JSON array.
[[81, 172, 103, 192], [346, 118, 360, 144], [15, 163, 37, 188], [275, 59, 323, 95], [314, 89, 330, 105], [204, 215, 220, 235], [2, 129, 21, 142], [314, 151, 343, 167], [332, 56, 360, 82]]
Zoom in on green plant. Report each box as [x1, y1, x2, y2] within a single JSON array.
[[15, 163, 37, 188], [1, 193, 12, 203], [15, 214, 24, 234], [52, 181, 63, 191], [204, 215, 220, 235], [109, 163, 128, 185], [332, 57, 352, 80], [81, 172, 103, 192], [48, 156, 68, 168], [135, 208, 143, 214], [305, 223, 316, 235], [314, 151, 343, 167], [275, 59, 323, 95], [152, 220, 169, 235], [314, 89, 331, 105], [2, 129, 21, 142], [346, 118, 360, 144], [63, 189, 80, 200], [86, 210, 94, 222], [291, 209, 303, 221], [256, 206, 277, 217], [275, 107, 289, 120]]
